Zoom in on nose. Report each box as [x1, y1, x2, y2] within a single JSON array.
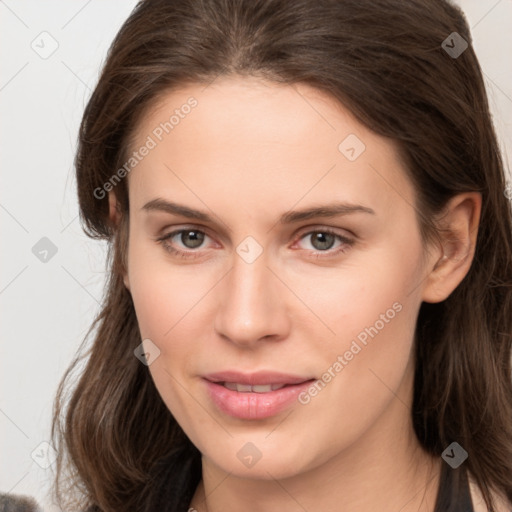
[[213, 250, 291, 349]]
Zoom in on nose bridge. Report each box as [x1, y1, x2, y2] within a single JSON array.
[[214, 248, 289, 346]]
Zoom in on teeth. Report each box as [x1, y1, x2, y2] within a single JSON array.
[[252, 384, 273, 392], [222, 382, 287, 393]]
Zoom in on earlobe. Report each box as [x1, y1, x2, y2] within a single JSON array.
[[421, 192, 481, 304]]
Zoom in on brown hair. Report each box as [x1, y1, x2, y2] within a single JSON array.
[[51, 0, 512, 510]]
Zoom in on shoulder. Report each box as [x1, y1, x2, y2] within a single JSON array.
[[467, 473, 512, 512]]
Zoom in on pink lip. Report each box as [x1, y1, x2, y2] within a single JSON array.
[[203, 371, 315, 420]]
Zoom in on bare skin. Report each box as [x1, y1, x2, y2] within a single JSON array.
[[109, 76, 481, 512]]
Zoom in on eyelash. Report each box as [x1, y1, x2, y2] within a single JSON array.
[[155, 227, 354, 261]]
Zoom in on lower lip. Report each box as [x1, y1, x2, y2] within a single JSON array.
[[204, 379, 314, 420]]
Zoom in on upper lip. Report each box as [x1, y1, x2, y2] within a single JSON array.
[[203, 371, 314, 386]]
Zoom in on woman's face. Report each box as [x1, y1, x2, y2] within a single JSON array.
[[121, 76, 435, 479]]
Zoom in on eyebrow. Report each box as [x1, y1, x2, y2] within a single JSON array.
[[141, 198, 375, 227]]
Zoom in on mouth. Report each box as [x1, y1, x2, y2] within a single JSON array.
[[203, 371, 315, 420]]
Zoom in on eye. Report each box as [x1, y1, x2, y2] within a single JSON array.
[[155, 226, 354, 260], [294, 228, 354, 259], [156, 228, 211, 259]]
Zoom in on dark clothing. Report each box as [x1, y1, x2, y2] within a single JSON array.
[[434, 463, 475, 512]]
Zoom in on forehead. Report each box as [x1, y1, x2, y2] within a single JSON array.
[[126, 76, 414, 220], [133, 76, 368, 154]]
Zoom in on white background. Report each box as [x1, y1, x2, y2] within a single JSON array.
[[1, 1, 511, 510]]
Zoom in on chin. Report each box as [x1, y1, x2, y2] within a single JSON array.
[[199, 435, 320, 481]]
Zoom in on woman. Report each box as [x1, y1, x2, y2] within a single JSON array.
[[51, 0, 512, 511]]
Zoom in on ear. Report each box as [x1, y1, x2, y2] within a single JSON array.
[[108, 190, 122, 227], [108, 191, 130, 291], [421, 192, 481, 303]]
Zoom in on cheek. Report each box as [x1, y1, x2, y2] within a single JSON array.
[[292, 232, 424, 406], [126, 236, 221, 411], [286, 280, 419, 464], [293, 237, 423, 355], [127, 229, 210, 339], [127, 249, 212, 434]]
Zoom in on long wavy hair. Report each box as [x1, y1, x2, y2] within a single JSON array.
[[51, 0, 512, 510]]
